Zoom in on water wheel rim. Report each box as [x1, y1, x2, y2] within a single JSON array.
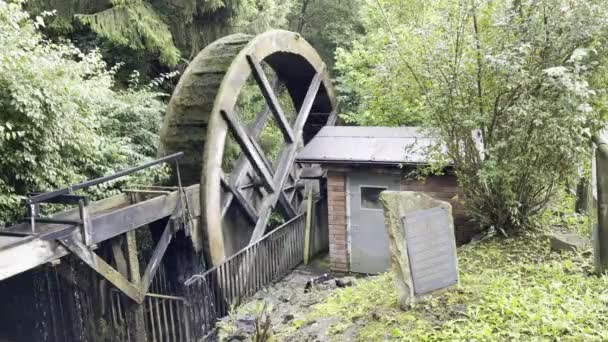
[[160, 30, 336, 265]]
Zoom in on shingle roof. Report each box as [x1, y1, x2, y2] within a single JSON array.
[[296, 126, 443, 165]]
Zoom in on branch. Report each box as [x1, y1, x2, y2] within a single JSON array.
[[472, 7, 485, 139]]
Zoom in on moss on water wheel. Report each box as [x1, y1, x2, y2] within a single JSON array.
[[159, 30, 336, 265]]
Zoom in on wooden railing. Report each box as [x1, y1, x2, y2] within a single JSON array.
[[184, 214, 307, 339]]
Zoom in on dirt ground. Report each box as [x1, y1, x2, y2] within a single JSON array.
[[214, 255, 360, 341]]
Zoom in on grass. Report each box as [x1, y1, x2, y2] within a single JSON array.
[[296, 233, 608, 341]]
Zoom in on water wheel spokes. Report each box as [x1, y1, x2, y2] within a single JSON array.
[[159, 30, 337, 265]]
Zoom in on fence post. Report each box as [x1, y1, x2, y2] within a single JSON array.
[[125, 231, 147, 342], [304, 187, 313, 265], [595, 140, 608, 273]]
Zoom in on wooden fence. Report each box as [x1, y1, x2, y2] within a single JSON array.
[[183, 214, 307, 339]]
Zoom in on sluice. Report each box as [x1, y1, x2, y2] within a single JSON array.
[[0, 30, 334, 341]]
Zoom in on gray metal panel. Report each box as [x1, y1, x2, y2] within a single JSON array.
[[296, 126, 445, 165], [348, 171, 401, 273], [316, 126, 426, 138], [402, 207, 458, 295]]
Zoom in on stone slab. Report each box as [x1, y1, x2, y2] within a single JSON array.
[[380, 191, 459, 310]]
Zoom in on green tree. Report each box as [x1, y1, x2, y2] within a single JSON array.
[[337, 0, 608, 232], [288, 0, 364, 70], [29, 0, 294, 68], [0, 2, 167, 226]]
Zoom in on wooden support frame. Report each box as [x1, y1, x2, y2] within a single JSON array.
[[58, 192, 184, 304], [141, 219, 174, 293], [0, 184, 198, 282], [59, 232, 144, 303], [246, 54, 295, 144], [124, 229, 146, 342], [221, 109, 276, 194], [249, 67, 325, 243], [220, 176, 259, 225]]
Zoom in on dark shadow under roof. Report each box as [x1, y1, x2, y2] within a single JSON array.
[[296, 126, 444, 165]]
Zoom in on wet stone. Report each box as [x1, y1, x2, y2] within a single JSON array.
[[550, 232, 591, 252]]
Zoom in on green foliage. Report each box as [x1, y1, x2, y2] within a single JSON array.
[[0, 3, 167, 225], [288, 0, 364, 71], [337, 0, 608, 232], [77, 0, 180, 65], [301, 235, 608, 340], [30, 0, 295, 68], [537, 187, 591, 237]]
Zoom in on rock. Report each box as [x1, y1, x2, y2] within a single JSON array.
[[283, 314, 295, 323], [550, 232, 591, 252], [304, 273, 333, 293], [334, 277, 354, 288], [380, 191, 458, 310]]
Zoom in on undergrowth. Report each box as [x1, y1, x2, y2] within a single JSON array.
[[297, 234, 608, 341]]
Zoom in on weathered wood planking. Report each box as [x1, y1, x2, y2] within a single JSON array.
[[0, 184, 200, 281]]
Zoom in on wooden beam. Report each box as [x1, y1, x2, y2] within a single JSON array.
[[220, 176, 259, 225], [111, 237, 128, 277], [0, 185, 199, 282], [297, 67, 324, 125], [248, 135, 298, 218], [58, 233, 143, 303], [221, 80, 279, 218], [326, 108, 338, 126], [0, 234, 70, 281], [250, 136, 275, 173], [277, 190, 297, 218], [304, 186, 313, 265], [126, 230, 141, 283], [89, 185, 198, 244], [221, 109, 275, 193], [141, 219, 173, 293], [249, 68, 324, 243], [125, 230, 146, 342], [246, 54, 295, 143], [26, 193, 88, 205]]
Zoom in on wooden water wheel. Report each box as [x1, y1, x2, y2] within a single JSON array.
[[159, 30, 337, 265]]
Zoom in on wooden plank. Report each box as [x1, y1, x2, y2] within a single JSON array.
[[126, 230, 141, 282], [304, 186, 313, 265], [247, 136, 297, 218], [59, 233, 143, 303], [277, 190, 297, 218], [221, 109, 275, 193], [250, 136, 275, 173], [297, 68, 324, 126], [326, 108, 338, 126], [0, 235, 70, 280], [5, 193, 131, 236], [0, 185, 199, 282], [125, 229, 147, 342], [142, 220, 174, 294], [27, 193, 88, 205], [111, 238, 128, 277], [221, 81, 278, 218], [89, 185, 198, 245], [246, 54, 295, 143], [220, 177, 258, 225]]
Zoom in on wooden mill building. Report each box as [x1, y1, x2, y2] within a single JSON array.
[[297, 126, 476, 274]]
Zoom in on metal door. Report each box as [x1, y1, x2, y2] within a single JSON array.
[[348, 171, 400, 273]]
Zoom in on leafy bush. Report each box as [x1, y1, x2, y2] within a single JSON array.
[[336, 0, 608, 232], [0, 2, 167, 226]]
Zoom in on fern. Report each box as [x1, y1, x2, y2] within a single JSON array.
[[76, 1, 180, 66]]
